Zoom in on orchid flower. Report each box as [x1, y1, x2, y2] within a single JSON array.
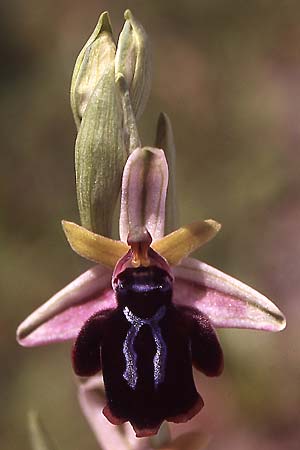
[[17, 145, 285, 437], [17, 8, 286, 443]]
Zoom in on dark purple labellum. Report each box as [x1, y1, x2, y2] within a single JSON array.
[[72, 265, 223, 437]]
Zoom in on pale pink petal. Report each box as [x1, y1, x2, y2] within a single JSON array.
[[174, 258, 286, 332], [17, 265, 115, 346], [119, 147, 168, 242], [78, 377, 150, 450]]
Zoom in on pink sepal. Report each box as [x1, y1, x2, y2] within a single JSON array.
[[17, 265, 115, 346], [173, 258, 286, 332], [119, 148, 168, 242]]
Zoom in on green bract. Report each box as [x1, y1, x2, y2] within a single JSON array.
[[155, 113, 178, 234]]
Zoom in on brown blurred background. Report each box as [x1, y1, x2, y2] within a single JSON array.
[[2, 0, 300, 449]]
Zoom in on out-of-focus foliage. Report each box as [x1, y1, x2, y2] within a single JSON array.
[[28, 411, 58, 450], [2, 1, 300, 449]]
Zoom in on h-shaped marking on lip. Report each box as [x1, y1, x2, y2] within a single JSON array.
[[122, 305, 167, 390]]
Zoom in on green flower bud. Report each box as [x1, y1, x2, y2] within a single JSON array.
[[155, 112, 179, 233], [74, 12, 126, 237], [115, 9, 151, 120], [70, 12, 115, 130]]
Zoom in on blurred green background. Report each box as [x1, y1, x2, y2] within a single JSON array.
[[2, 0, 300, 449]]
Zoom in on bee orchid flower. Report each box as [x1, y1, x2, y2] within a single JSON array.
[[17, 147, 285, 438]]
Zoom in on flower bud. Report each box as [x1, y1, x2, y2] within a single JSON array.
[[70, 12, 115, 129], [115, 9, 151, 120], [74, 12, 126, 237]]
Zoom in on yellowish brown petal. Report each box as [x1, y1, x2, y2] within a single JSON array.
[[62, 220, 128, 268], [153, 220, 221, 266]]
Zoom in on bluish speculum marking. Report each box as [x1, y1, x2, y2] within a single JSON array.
[[123, 305, 167, 389]]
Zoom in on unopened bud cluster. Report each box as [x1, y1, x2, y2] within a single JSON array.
[[70, 10, 151, 237], [71, 10, 177, 238]]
